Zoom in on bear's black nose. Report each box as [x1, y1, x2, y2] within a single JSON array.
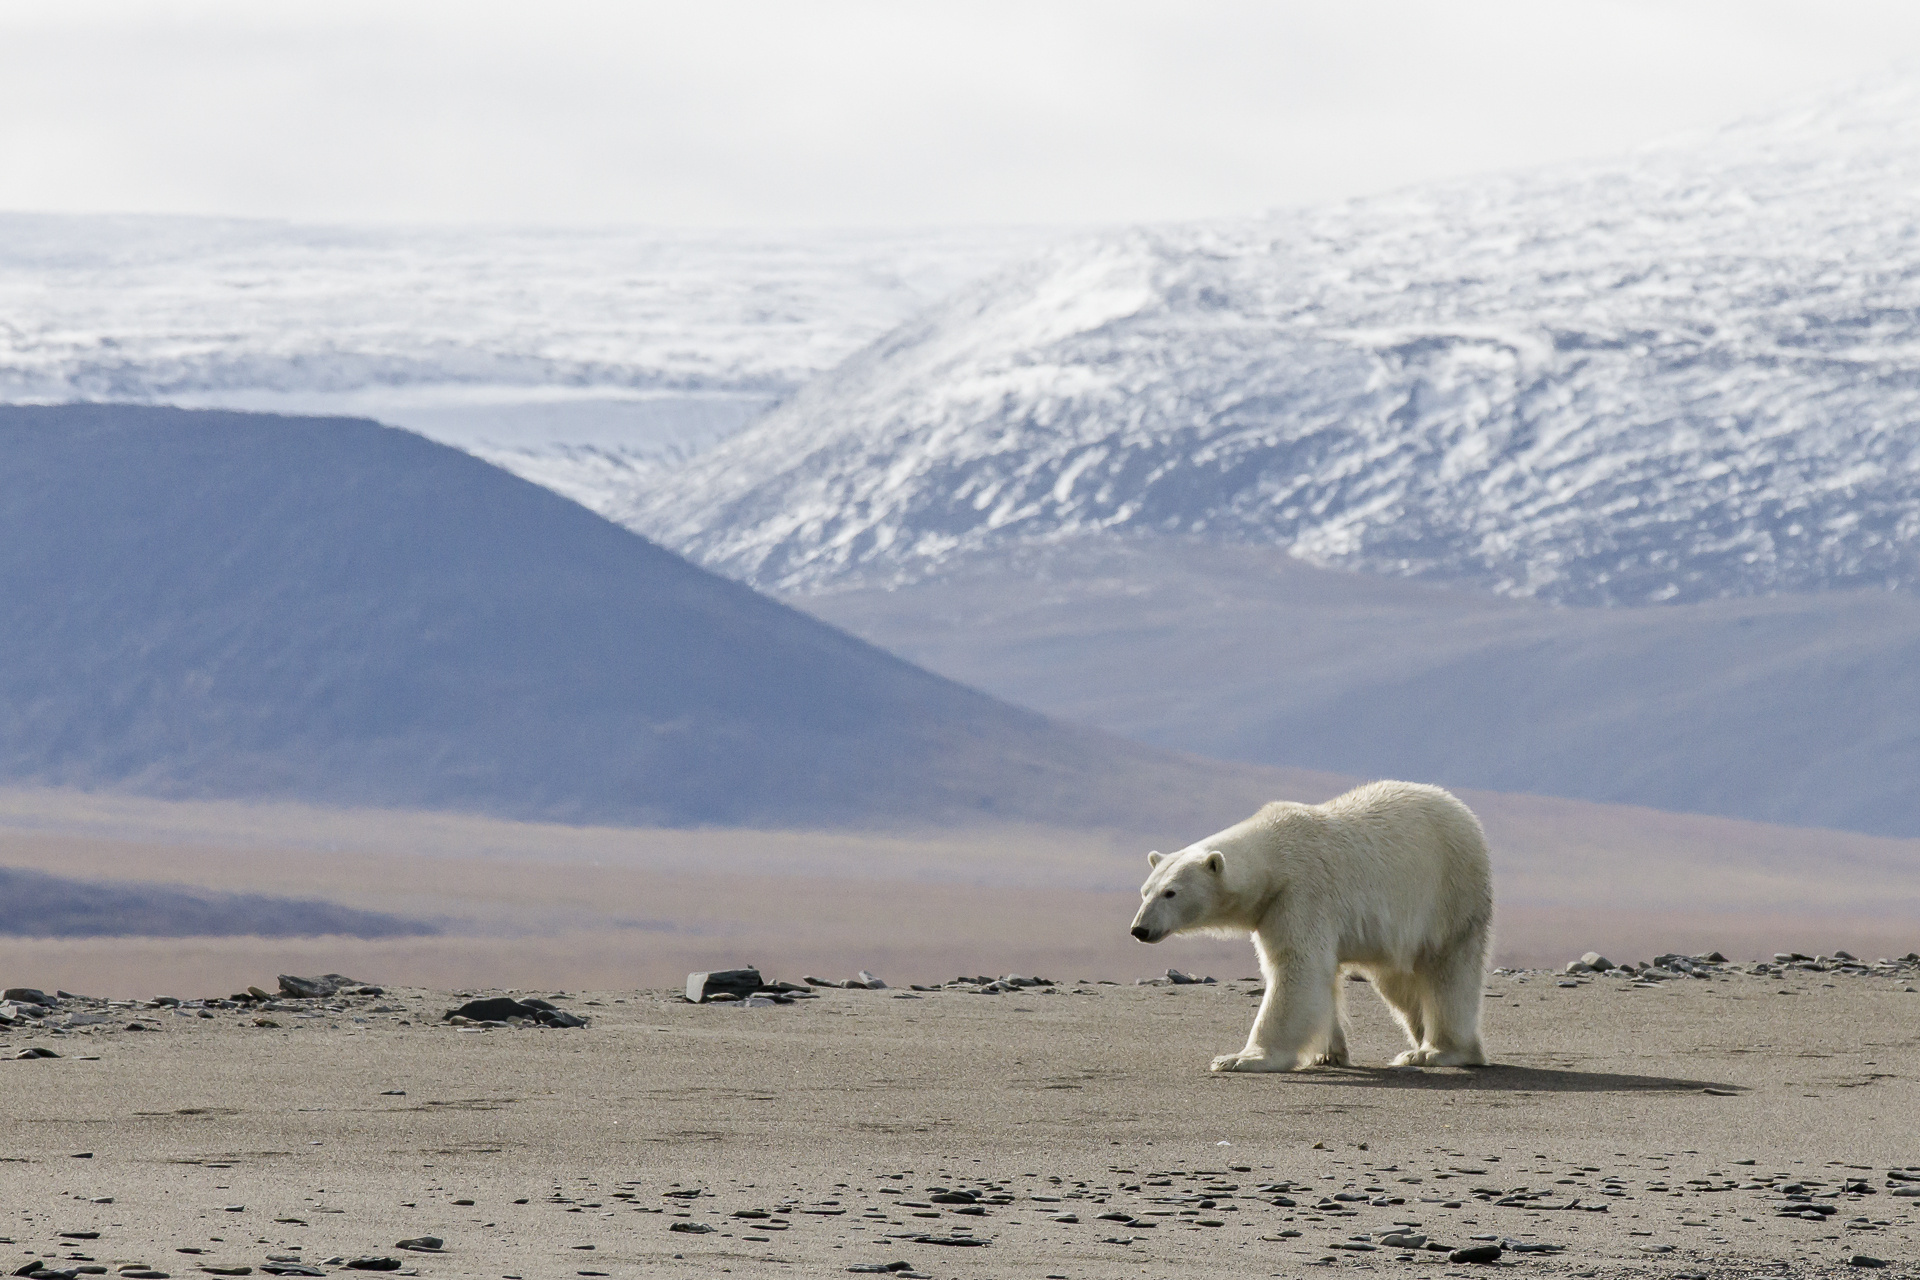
[[1131, 925, 1153, 941]]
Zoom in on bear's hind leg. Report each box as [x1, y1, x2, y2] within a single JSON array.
[[1311, 975, 1353, 1067], [1396, 942, 1489, 1068], [1371, 969, 1427, 1062]]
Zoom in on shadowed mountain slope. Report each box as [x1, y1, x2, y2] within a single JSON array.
[[0, 404, 1321, 833], [0, 865, 435, 939], [797, 538, 1920, 838]]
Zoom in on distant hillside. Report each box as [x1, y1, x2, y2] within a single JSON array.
[[0, 404, 1320, 833], [0, 866, 435, 939], [799, 538, 1920, 838]]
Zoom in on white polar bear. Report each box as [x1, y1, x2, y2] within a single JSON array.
[[1130, 780, 1492, 1072]]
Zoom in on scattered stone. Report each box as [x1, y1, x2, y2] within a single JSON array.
[[258, 1266, 324, 1277], [1850, 1256, 1889, 1268], [845, 1265, 915, 1275], [1379, 1233, 1427, 1248], [12, 1047, 60, 1059], [2, 988, 54, 1006], [341, 1260, 400, 1272], [392, 1238, 442, 1253], [198, 1267, 251, 1275], [1164, 969, 1214, 984], [854, 971, 888, 989], [1449, 1245, 1503, 1264], [667, 1223, 714, 1234]]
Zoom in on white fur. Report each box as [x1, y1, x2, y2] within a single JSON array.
[[1130, 780, 1493, 1073]]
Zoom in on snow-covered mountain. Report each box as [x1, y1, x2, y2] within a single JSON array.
[[633, 77, 1920, 605], [0, 214, 1056, 468]]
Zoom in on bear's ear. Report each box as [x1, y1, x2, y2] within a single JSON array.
[[1146, 851, 1164, 868], [1204, 850, 1225, 874]]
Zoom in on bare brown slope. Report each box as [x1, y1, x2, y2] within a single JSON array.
[[0, 784, 1913, 997]]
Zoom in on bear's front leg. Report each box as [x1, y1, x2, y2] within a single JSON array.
[[1210, 948, 1337, 1073]]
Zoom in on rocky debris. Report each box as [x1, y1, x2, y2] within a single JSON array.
[[1130, 969, 1215, 986], [685, 969, 819, 1004], [803, 972, 889, 990], [3, 988, 55, 1006], [391, 1237, 441, 1254], [443, 997, 587, 1028], [12, 1046, 60, 1059], [340, 1259, 400, 1272], [277, 975, 377, 1000]]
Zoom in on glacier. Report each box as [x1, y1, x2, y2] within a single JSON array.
[[633, 77, 1920, 605], [0, 212, 1057, 472]]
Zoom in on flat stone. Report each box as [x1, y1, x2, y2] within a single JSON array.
[[341, 1260, 401, 1272], [392, 1238, 442, 1252], [2, 988, 54, 1006]]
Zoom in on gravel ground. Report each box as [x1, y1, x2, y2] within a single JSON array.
[[2, 959, 1917, 1279]]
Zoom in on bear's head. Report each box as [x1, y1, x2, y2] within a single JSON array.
[[1129, 846, 1227, 944]]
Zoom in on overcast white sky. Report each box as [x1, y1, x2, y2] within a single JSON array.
[[4, 1, 1920, 229]]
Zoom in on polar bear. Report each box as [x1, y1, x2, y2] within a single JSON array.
[[1130, 780, 1492, 1072]]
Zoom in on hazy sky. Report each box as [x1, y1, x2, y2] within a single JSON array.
[[5, 1, 1920, 229]]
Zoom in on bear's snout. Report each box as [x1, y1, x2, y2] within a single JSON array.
[[1130, 924, 1155, 942]]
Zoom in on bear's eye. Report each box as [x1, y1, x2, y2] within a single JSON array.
[[1162, 889, 1176, 898]]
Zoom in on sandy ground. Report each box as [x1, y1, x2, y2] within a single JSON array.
[[3, 966, 1918, 1280]]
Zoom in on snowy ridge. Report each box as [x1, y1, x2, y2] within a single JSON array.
[[635, 77, 1920, 604]]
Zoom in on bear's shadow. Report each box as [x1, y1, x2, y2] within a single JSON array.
[[1272, 1064, 1746, 1094]]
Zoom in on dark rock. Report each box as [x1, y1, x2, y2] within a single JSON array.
[[855, 971, 888, 989], [12, 1263, 45, 1277], [57, 1232, 100, 1240], [277, 974, 365, 999], [1449, 1245, 1503, 1264], [3, 988, 54, 1006], [1850, 1256, 1889, 1268], [14, 1047, 61, 1059], [198, 1266, 251, 1275], [846, 1265, 915, 1274], [342, 1260, 401, 1271], [667, 1223, 714, 1234], [686, 969, 763, 1003], [393, 1237, 442, 1252], [444, 997, 586, 1028], [929, 1192, 976, 1205], [257, 1267, 325, 1277], [906, 1236, 988, 1247]]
